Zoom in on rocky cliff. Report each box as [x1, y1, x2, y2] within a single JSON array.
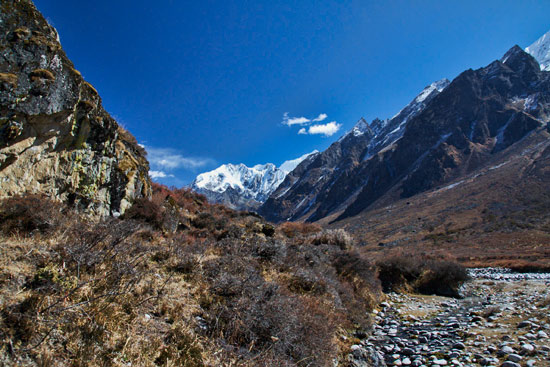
[[0, 0, 151, 215]]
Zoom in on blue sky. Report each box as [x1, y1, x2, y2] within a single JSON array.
[[34, 0, 550, 186]]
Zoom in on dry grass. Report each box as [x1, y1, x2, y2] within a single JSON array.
[[278, 221, 321, 238], [29, 69, 55, 82], [0, 193, 382, 366], [0, 72, 18, 89], [309, 229, 354, 249]]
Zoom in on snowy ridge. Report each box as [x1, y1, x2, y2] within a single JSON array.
[[280, 150, 319, 173], [193, 163, 284, 197], [526, 29, 550, 71], [191, 151, 317, 209]]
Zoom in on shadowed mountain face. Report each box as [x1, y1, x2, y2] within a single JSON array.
[[260, 45, 550, 224], [0, 1, 151, 215]]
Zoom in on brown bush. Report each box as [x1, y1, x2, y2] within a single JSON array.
[[122, 197, 165, 229], [377, 252, 469, 297], [0, 191, 381, 366], [414, 259, 470, 297], [310, 228, 355, 249], [151, 183, 207, 213], [200, 239, 339, 365], [278, 221, 322, 238], [0, 195, 66, 236]]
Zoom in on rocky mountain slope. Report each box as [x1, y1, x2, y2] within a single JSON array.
[[0, 0, 150, 216], [259, 78, 450, 222], [191, 151, 317, 210], [334, 125, 550, 269], [260, 43, 550, 224]]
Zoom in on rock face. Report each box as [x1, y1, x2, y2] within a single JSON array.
[[0, 0, 151, 215], [260, 44, 550, 223], [191, 151, 317, 211]]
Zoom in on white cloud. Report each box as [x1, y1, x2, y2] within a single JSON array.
[[304, 121, 342, 137], [282, 112, 332, 135], [146, 146, 213, 170], [282, 112, 311, 126], [312, 113, 327, 122], [149, 170, 174, 179]]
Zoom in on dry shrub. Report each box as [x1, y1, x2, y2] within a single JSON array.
[[0, 191, 381, 366], [152, 183, 207, 213], [122, 197, 165, 229], [0, 195, 66, 236], [377, 252, 469, 297], [309, 229, 355, 249], [194, 237, 380, 364], [200, 239, 339, 365], [414, 259, 470, 297], [278, 221, 321, 238]]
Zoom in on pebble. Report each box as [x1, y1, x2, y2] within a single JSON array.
[[501, 362, 521, 367], [499, 346, 515, 356], [359, 270, 550, 367], [452, 342, 465, 350], [521, 343, 535, 354]]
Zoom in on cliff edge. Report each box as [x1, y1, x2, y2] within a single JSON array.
[[0, 0, 151, 215]]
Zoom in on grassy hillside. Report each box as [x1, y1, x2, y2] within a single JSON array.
[[334, 129, 550, 270], [0, 184, 382, 366]]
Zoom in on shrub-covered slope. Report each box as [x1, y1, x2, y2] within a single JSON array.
[[0, 185, 383, 366]]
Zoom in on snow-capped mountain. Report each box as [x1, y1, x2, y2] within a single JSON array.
[[191, 151, 318, 210], [526, 29, 550, 71]]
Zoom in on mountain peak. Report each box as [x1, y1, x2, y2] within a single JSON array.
[[350, 117, 371, 137], [338, 117, 374, 142], [526, 29, 550, 71], [500, 44, 541, 79], [415, 79, 451, 104], [191, 151, 318, 210], [501, 44, 524, 62]]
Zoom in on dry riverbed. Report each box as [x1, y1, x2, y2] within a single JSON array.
[[349, 269, 550, 367]]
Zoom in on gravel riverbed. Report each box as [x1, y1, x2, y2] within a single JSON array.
[[349, 269, 550, 367]]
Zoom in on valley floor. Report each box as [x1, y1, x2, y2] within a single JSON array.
[[354, 270, 550, 367]]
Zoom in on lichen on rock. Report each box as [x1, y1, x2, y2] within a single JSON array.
[[0, 0, 151, 216]]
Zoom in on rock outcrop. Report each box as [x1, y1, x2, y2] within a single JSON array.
[[0, 0, 151, 215]]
